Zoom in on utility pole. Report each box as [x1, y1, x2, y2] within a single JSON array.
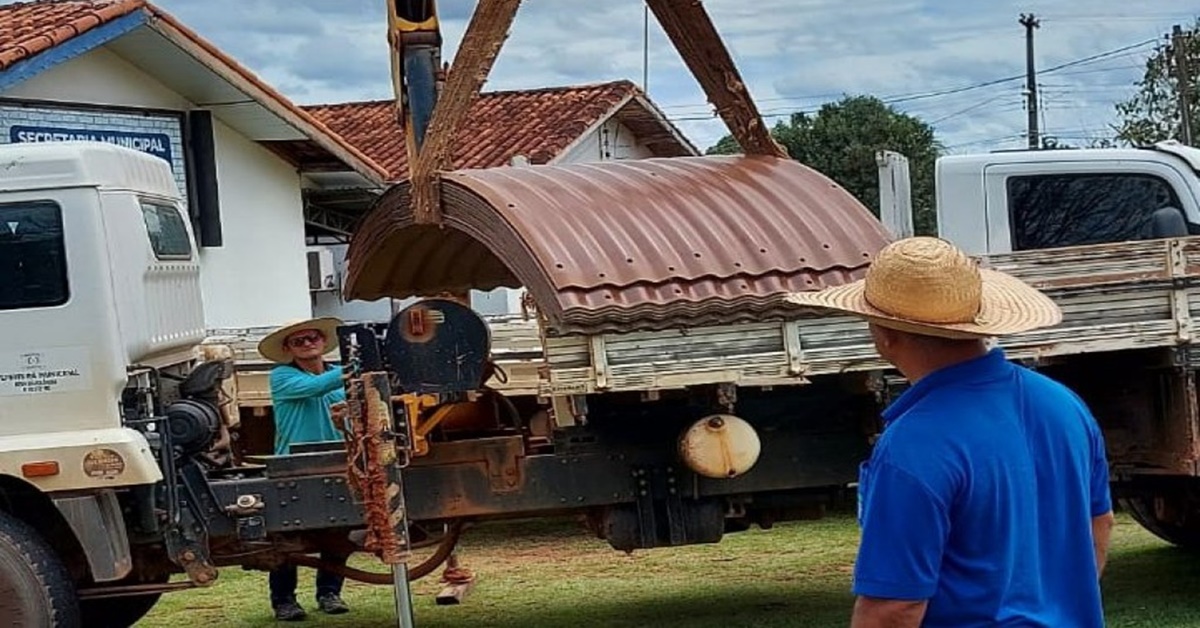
[[1172, 24, 1195, 146], [1020, 13, 1041, 149], [642, 5, 649, 93]]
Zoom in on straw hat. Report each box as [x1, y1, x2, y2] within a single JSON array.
[[257, 317, 343, 364], [784, 237, 1061, 339]]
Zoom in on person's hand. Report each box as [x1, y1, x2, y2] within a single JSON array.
[[330, 401, 349, 423]]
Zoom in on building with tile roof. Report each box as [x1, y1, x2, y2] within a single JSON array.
[[304, 80, 696, 182], [0, 0, 390, 329]]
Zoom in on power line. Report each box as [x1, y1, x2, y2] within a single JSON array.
[[664, 37, 1158, 121], [665, 36, 1160, 126], [927, 94, 1016, 125], [1038, 38, 1158, 74]]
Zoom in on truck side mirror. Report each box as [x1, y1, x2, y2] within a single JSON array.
[[1143, 206, 1189, 240]]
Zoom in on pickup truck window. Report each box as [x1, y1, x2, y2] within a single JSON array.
[[1007, 173, 1185, 250], [140, 201, 193, 259], [0, 201, 69, 310]]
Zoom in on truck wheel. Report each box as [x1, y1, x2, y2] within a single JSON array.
[[1121, 493, 1200, 548], [81, 593, 162, 628], [0, 510, 81, 627]]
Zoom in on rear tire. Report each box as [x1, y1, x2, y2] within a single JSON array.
[[0, 510, 80, 627], [1121, 492, 1200, 549]]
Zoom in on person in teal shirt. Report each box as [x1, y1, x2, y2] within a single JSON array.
[[269, 354, 346, 455], [256, 316, 352, 621]]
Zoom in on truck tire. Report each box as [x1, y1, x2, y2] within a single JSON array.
[[82, 593, 161, 628], [1121, 494, 1200, 548], [0, 510, 81, 627]]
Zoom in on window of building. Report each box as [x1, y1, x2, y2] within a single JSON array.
[[0, 201, 69, 310], [140, 201, 193, 259], [1007, 173, 1186, 250]]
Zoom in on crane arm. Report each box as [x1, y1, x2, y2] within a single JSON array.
[[387, 0, 444, 160]]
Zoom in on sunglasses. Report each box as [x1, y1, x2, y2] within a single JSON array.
[[286, 332, 324, 348]]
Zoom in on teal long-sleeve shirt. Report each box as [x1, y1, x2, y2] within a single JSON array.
[[269, 363, 347, 455]]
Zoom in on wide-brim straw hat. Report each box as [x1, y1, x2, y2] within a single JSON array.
[[784, 237, 1062, 339], [257, 317, 343, 364]]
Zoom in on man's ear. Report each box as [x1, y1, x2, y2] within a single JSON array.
[[868, 323, 893, 350]]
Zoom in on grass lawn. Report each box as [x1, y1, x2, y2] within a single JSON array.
[[139, 511, 1200, 627]]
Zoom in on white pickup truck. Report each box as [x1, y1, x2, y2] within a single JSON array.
[[3, 138, 1200, 626]]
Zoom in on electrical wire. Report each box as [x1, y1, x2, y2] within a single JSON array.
[[663, 36, 1160, 123]]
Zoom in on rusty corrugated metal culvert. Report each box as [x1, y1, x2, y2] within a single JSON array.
[[343, 155, 892, 335]]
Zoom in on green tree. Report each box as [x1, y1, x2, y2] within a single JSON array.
[[707, 95, 941, 235], [1115, 18, 1200, 145]]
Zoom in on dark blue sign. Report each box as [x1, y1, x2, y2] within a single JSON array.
[[9, 126, 173, 165]]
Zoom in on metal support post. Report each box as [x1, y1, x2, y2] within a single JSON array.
[[393, 563, 416, 628]]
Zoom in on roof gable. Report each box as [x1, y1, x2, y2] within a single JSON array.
[[0, 0, 388, 184], [305, 81, 697, 181]]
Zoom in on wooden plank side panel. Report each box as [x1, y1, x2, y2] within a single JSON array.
[[540, 240, 1199, 393]]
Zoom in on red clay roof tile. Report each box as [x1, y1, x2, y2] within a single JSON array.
[[0, 0, 143, 71], [305, 81, 675, 181]]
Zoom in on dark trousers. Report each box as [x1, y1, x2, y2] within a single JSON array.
[[269, 552, 348, 606]]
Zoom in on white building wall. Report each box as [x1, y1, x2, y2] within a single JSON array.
[[2, 47, 193, 111], [200, 120, 311, 328], [1, 46, 314, 330]]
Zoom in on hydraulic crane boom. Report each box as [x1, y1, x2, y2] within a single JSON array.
[[386, 0, 443, 158]]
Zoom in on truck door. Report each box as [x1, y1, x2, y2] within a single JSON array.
[[982, 159, 1200, 253]]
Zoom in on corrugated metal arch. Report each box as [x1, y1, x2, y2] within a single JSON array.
[[344, 155, 892, 334]]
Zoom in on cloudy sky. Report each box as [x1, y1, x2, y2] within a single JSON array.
[[137, 1, 1198, 153]]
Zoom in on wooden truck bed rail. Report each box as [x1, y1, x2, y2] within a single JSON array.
[[539, 237, 1200, 395]]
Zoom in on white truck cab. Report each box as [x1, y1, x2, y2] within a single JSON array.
[[935, 141, 1200, 255], [0, 141, 204, 491]]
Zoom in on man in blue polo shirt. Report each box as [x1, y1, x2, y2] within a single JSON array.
[[787, 237, 1115, 627]]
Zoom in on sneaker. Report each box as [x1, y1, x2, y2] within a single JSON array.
[[317, 592, 350, 615], [274, 600, 307, 621]]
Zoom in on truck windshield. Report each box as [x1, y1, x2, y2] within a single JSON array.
[[0, 201, 68, 310], [1007, 173, 1186, 250]]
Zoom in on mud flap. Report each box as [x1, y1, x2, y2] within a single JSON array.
[[52, 490, 132, 583]]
